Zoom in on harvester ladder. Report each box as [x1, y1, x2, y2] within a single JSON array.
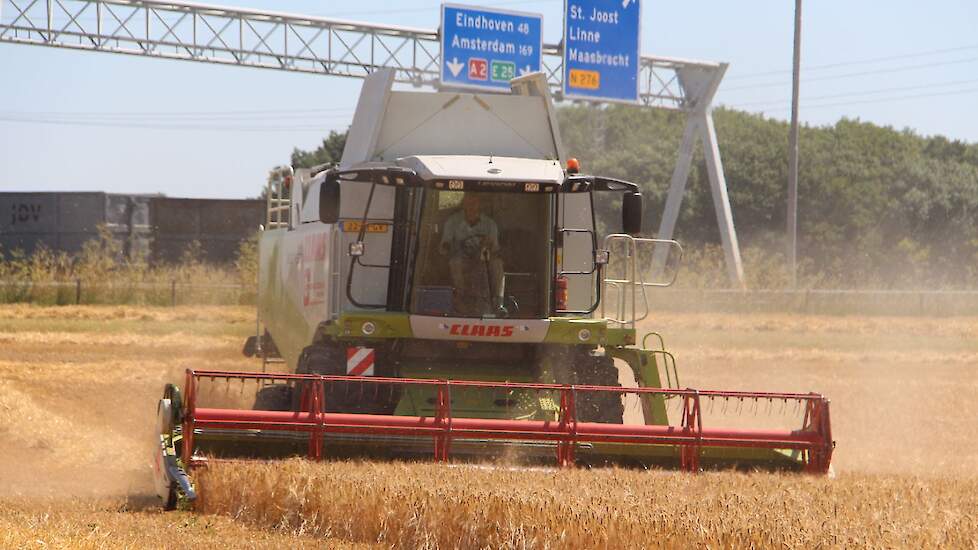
[[266, 166, 293, 230], [255, 166, 296, 369]]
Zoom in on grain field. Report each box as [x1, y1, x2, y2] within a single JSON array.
[[1, 304, 976, 548]]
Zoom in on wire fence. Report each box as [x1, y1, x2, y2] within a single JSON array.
[[2, 279, 978, 315], [649, 288, 978, 316], [0, 279, 254, 307]]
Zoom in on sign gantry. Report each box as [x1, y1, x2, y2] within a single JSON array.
[[0, 0, 744, 286], [0, 0, 712, 109]]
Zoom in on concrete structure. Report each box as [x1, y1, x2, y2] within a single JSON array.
[[0, 192, 152, 259], [0, 192, 263, 264], [150, 197, 263, 264]]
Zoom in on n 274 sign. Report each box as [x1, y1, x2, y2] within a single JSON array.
[[563, 0, 642, 103]]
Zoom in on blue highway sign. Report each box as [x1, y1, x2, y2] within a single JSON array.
[[563, 0, 641, 103], [441, 3, 543, 92]]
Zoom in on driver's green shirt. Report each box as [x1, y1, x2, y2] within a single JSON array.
[[441, 212, 499, 257]]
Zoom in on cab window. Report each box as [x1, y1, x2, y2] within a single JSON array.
[[410, 191, 551, 318]]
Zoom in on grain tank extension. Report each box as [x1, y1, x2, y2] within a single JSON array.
[[153, 70, 833, 509]]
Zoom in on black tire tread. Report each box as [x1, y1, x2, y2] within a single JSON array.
[[547, 346, 625, 424], [295, 344, 398, 414], [253, 384, 293, 411]]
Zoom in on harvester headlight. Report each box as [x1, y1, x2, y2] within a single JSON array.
[[578, 329, 592, 342], [361, 321, 377, 336], [349, 241, 365, 257]]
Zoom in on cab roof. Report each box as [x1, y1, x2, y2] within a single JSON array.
[[395, 155, 565, 185]]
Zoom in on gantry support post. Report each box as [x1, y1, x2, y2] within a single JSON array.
[[652, 63, 744, 288]]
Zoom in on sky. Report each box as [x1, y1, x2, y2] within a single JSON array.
[[1, 0, 977, 198]]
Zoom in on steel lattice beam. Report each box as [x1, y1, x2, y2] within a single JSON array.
[[0, 0, 721, 111]]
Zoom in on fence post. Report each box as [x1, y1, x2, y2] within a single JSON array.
[[75, 279, 82, 305], [171, 280, 177, 307]]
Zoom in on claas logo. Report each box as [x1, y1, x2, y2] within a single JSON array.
[[449, 324, 514, 337]]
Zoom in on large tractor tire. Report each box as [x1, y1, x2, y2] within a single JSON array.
[[546, 346, 625, 424], [575, 353, 625, 424], [253, 384, 293, 411], [293, 344, 399, 414]]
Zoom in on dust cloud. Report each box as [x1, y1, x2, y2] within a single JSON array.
[[635, 311, 978, 475], [0, 306, 260, 501]]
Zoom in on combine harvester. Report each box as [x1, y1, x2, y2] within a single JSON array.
[[153, 70, 833, 509]]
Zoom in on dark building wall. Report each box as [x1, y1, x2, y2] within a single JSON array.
[[149, 198, 264, 264], [1, 193, 262, 264], [0, 192, 152, 258]]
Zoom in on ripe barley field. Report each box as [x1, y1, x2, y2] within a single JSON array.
[[1, 304, 976, 548]]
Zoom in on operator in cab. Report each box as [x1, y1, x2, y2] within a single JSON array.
[[438, 193, 504, 316]]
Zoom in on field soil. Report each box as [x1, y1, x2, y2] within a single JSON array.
[[1, 304, 976, 548]]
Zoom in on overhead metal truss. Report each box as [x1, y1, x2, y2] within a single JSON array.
[[0, 0, 713, 110], [0, 0, 744, 285]]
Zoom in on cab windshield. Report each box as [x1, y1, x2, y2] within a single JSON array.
[[410, 190, 552, 318]]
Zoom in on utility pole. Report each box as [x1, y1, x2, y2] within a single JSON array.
[[787, 0, 802, 288]]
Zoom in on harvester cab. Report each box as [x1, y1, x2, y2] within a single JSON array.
[[154, 70, 834, 509]]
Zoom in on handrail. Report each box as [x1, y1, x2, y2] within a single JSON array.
[[601, 235, 683, 327], [601, 233, 683, 327]]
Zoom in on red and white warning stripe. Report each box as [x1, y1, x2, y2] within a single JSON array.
[[346, 347, 375, 376]]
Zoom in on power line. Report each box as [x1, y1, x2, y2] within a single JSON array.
[[732, 86, 978, 113], [0, 116, 350, 132], [730, 78, 978, 108], [0, 113, 353, 122], [0, 107, 355, 116], [726, 43, 978, 81], [724, 57, 978, 93], [0, 108, 355, 124]]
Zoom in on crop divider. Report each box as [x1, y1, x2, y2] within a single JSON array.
[[556, 386, 578, 468], [434, 382, 453, 462], [680, 391, 702, 472], [308, 379, 325, 460]]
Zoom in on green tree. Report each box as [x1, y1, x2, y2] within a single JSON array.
[[558, 104, 978, 288], [284, 105, 978, 288], [292, 130, 348, 168]]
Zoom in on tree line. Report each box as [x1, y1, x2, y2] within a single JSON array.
[[290, 105, 978, 289]]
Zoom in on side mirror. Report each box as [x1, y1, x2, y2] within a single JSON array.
[[319, 177, 340, 224], [622, 192, 643, 236]]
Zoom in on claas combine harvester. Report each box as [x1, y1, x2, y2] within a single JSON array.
[[153, 70, 834, 509]]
